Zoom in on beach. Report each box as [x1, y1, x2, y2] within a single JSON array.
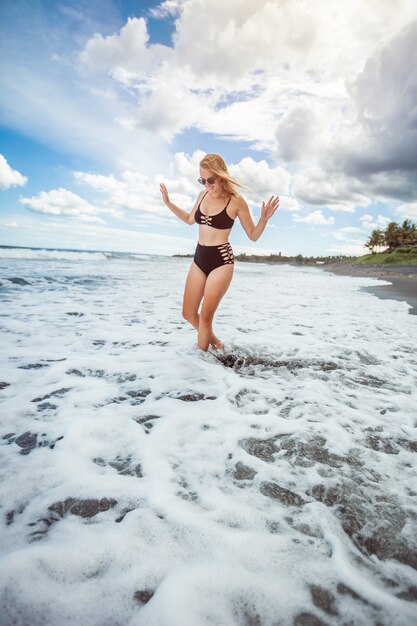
[[1, 248, 416, 626], [320, 264, 417, 315]]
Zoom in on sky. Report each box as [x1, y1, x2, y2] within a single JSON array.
[[1, 0, 416, 257]]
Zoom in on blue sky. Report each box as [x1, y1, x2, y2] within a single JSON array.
[[1, 0, 416, 256]]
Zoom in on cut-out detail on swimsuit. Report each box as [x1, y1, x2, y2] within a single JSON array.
[[194, 242, 234, 277], [195, 191, 235, 230], [218, 243, 234, 264]]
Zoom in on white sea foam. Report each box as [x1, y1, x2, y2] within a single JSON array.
[[0, 246, 109, 261], [0, 255, 416, 626]]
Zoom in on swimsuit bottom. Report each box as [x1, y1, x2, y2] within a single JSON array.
[[194, 242, 234, 277]]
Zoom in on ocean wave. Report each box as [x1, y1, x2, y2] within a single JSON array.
[[0, 247, 108, 261], [0, 247, 155, 262]]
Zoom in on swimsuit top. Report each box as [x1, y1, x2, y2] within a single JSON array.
[[194, 191, 235, 230]]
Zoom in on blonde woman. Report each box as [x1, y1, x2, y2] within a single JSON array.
[[160, 154, 279, 352]]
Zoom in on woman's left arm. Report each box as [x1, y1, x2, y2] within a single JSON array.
[[237, 195, 280, 241]]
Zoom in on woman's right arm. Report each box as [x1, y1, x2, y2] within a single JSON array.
[[160, 183, 202, 225]]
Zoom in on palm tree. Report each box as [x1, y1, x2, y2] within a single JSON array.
[[400, 219, 417, 245], [365, 229, 381, 254], [377, 229, 386, 252], [365, 220, 417, 253], [364, 234, 374, 253], [384, 222, 401, 250], [410, 222, 417, 245]]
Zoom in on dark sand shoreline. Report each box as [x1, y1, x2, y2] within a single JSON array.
[[319, 264, 417, 315]]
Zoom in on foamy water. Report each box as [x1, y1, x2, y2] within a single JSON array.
[[0, 249, 416, 626]]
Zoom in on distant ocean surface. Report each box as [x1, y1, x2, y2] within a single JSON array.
[[1, 245, 416, 626]]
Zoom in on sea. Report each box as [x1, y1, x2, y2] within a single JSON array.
[[0, 245, 416, 626]]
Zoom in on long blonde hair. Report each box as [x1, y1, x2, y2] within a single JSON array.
[[199, 154, 246, 197]]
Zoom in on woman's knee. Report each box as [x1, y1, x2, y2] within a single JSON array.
[[199, 308, 214, 325], [182, 308, 196, 324], [182, 308, 191, 322]]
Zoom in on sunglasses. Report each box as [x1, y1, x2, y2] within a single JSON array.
[[198, 176, 217, 185]]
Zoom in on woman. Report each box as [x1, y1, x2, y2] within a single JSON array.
[[160, 153, 279, 352]]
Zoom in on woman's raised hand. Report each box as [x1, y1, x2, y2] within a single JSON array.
[[261, 195, 280, 220], [159, 182, 170, 207]]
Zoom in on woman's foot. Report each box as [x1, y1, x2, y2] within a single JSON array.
[[210, 336, 224, 350]]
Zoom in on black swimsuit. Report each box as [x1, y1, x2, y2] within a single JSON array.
[[193, 191, 235, 276]]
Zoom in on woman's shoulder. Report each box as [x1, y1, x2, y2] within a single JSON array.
[[195, 189, 207, 204], [191, 189, 207, 214], [232, 193, 248, 209]]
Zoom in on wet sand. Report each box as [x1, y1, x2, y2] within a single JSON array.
[[320, 264, 417, 315]]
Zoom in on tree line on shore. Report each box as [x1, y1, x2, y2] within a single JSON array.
[[365, 219, 417, 253], [233, 252, 353, 264], [173, 252, 354, 264]]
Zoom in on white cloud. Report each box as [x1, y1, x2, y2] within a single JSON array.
[[3, 0, 417, 225], [0, 155, 27, 189], [278, 196, 300, 213], [359, 213, 391, 230], [74, 169, 181, 218], [76, 0, 417, 169], [73, 172, 120, 194], [135, 84, 211, 141], [0, 8, 171, 174], [275, 101, 320, 162], [20, 188, 112, 224], [170, 150, 205, 181], [320, 20, 417, 204], [339, 226, 363, 234], [173, 0, 411, 85], [332, 232, 361, 244], [74, 151, 297, 221], [149, 1, 184, 19], [326, 242, 367, 256], [345, 20, 417, 177], [80, 17, 171, 82], [330, 228, 367, 254], [294, 210, 335, 226], [229, 157, 291, 200], [396, 202, 417, 219], [293, 167, 371, 212], [0, 61, 170, 173]]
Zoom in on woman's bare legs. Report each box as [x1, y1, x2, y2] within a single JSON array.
[[198, 264, 234, 352], [182, 262, 223, 348]]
